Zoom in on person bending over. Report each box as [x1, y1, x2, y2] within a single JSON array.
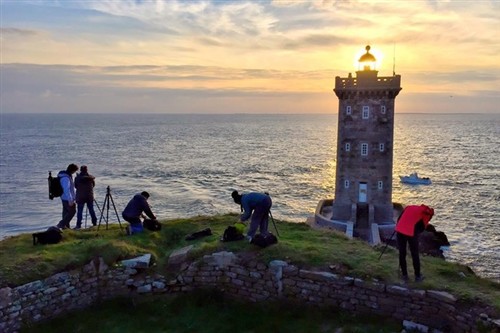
[[122, 191, 157, 235], [395, 204, 434, 282], [231, 190, 272, 242]]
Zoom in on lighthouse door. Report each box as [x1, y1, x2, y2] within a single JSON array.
[[358, 182, 368, 203]]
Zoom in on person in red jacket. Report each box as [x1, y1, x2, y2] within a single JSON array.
[[395, 204, 434, 282]]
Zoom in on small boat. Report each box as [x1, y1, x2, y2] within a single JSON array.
[[399, 172, 431, 185]]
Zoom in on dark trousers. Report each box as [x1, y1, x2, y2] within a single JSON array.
[[397, 232, 421, 277], [76, 200, 98, 227], [58, 200, 76, 229], [247, 196, 272, 237]]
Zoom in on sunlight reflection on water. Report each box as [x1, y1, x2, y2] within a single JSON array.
[[0, 113, 498, 281]]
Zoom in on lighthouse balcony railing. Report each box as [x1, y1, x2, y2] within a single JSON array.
[[335, 76, 401, 89]]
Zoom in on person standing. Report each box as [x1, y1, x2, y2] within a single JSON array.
[[122, 191, 157, 235], [395, 204, 435, 282], [231, 190, 272, 241], [74, 165, 97, 229], [56, 163, 79, 229]]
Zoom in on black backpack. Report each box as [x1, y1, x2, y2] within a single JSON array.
[[48, 171, 63, 200], [143, 219, 162, 231], [33, 226, 63, 245], [250, 233, 278, 248], [221, 226, 244, 242]]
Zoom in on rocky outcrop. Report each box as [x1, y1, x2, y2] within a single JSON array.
[[418, 224, 450, 259], [383, 224, 450, 259]]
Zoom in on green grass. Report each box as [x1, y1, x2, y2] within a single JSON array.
[[20, 289, 401, 333], [1, 214, 499, 310]]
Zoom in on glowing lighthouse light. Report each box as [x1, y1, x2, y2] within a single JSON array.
[[355, 45, 383, 71]]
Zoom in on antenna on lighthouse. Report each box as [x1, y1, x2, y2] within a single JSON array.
[[393, 43, 396, 76]]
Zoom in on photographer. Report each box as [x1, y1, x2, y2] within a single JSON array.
[[122, 191, 157, 235], [396, 204, 434, 282], [56, 163, 79, 229], [74, 165, 97, 229], [231, 190, 272, 242]]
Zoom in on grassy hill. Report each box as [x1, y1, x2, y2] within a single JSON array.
[[1, 213, 499, 311]]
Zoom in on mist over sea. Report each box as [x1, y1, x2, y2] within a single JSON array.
[[0, 113, 498, 281]]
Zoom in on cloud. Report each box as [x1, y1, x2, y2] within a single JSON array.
[[1, 1, 499, 113], [2, 63, 498, 114], [0, 27, 40, 37]]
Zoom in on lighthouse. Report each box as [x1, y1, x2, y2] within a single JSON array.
[[313, 45, 402, 244]]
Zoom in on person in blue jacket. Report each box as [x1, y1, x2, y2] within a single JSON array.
[[56, 163, 79, 229], [231, 190, 272, 241], [122, 191, 157, 235]]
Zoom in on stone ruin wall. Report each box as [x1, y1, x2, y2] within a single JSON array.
[[0, 251, 498, 333]]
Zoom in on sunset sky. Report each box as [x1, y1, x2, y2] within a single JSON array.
[[2, 0, 499, 114]]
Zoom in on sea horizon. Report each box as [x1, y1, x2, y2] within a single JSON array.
[[0, 113, 498, 281]]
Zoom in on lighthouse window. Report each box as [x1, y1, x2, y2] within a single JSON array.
[[379, 143, 385, 152], [346, 106, 352, 115], [378, 181, 383, 190], [344, 180, 350, 188], [381, 105, 386, 114], [345, 143, 351, 151], [362, 106, 369, 119], [361, 143, 368, 156]]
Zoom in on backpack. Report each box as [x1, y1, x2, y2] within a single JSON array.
[[221, 226, 244, 242], [143, 219, 162, 231], [48, 172, 63, 200], [250, 233, 278, 248], [33, 226, 63, 245]]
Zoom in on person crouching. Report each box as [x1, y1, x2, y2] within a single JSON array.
[[122, 191, 157, 235]]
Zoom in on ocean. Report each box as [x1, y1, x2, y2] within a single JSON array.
[[0, 113, 498, 281]]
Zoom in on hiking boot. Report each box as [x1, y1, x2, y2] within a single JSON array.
[[246, 235, 253, 243], [73, 226, 81, 230], [415, 275, 425, 282], [125, 226, 131, 236], [401, 275, 409, 283]]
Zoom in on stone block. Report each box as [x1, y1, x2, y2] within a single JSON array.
[[426, 290, 457, 303], [282, 265, 298, 276], [410, 289, 426, 298], [15, 280, 43, 295], [0, 287, 13, 309], [230, 267, 249, 276], [209, 251, 237, 268], [152, 281, 166, 289], [137, 284, 152, 294], [299, 270, 339, 282], [386, 285, 410, 296], [296, 281, 321, 292], [43, 287, 58, 295], [122, 254, 152, 269], [168, 246, 193, 266], [403, 320, 429, 332], [45, 272, 71, 285], [334, 276, 354, 286]]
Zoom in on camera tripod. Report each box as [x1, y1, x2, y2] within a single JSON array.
[[83, 199, 102, 228], [97, 186, 123, 232]]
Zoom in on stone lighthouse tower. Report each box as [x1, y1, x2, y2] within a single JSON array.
[[314, 45, 401, 243]]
